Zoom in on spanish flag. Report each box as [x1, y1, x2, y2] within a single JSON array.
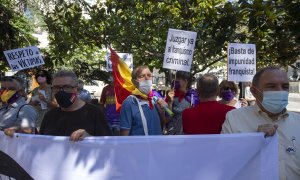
[[110, 48, 135, 111]]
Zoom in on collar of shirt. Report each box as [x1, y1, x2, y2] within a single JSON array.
[[253, 104, 289, 121], [8, 97, 26, 108]]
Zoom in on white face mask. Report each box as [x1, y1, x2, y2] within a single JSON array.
[[138, 80, 152, 95], [261, 91, 289, 114]]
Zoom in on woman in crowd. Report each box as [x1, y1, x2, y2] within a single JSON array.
[[30, 69, 57, 129], [218, 80, 248, 108], [164, 71, 199, 135], [119, 65, 165, 136]]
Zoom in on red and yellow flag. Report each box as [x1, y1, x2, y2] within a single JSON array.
[[110, 48, 135, 111]]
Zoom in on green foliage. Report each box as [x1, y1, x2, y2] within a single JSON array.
[[1, 0, 300, 80], [238, 0, 300, 68], [0, 0, 38, 71]]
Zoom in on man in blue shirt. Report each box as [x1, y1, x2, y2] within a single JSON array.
[[120, 66, 165, 136]]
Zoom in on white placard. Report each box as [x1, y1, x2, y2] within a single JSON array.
[[163, 28, 197, 72], [227, 43, 256, 82], [3, 46, 45, 71], [106, 52, 133, 71]]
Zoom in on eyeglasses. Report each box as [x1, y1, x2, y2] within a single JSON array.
[[51, 85, 77, 93], [137, 74, 153, 80], [37, 74, 45, 77]]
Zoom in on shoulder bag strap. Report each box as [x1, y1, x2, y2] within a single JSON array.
[[130, 95, 148, 136], [16, 104, 29, 119]]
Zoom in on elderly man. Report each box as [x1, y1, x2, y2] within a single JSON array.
[[182, 74, 235, 134], [120, 65, 165, 136], [222, 66, 300, 179], [0, 76, 37, 132], [5, 70, 111, 140]]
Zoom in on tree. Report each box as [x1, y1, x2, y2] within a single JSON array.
[[0, 0, 38, 71], [238, 0, 300, 68], [2, 0, 300, 79], [34, 0, 236, 77]]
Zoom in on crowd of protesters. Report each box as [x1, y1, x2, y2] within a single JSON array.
[[0, 65, 299, 179]]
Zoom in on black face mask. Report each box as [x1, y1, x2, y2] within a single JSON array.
[[55, 90, 77, 108]]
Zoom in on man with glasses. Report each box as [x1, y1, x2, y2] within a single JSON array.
[[0, 76, 37, 132], [5, 70, 112, 140], [120, 65, 165, 136]]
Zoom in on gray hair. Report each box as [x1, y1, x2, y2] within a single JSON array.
[[53, 70, 78, 86], [131, 65, 149, 80], [196, 74, 219, 98], [1, 76, 24, 90], [252, 66, 284, 86]]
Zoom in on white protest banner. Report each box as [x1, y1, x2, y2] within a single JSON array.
[[106, 52, 133, 71], [0, 132, 278, 180], [227, 43, 256, 82], [163, 28, 197, 72], [3, 46, 45, 71]]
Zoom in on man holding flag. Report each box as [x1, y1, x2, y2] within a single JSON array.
[[120, 65, 166, 136], [109, 49, 167, 136]]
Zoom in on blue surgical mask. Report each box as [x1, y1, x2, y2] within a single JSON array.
[[261, 91, 289, 114]]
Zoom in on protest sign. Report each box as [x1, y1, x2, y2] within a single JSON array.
[[3, 46, 45, 71], [227, 43, 256, 82], [163, 29, 197, 72], [107, 52, 133, 71]]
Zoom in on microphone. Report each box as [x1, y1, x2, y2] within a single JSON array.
[[152, 96, 174, 117]]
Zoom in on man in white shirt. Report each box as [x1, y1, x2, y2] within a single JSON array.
[[222, 66, 300, 180]]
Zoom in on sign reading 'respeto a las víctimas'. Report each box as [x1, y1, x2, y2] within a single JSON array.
[[227, 43, 256, 82], [163, 29, 197, 72], [3, 46, 45, 71]]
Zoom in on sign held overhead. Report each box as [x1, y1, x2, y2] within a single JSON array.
[[163, 28, 197, 72], [227, 43, 256, 82], [3, 46, 45, 71]]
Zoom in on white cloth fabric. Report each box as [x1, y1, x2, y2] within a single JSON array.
[[0, 132, 278, 180], [222, 104, 300, 180]]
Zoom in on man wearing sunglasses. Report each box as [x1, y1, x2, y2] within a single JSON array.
[[5, 70, 112, 140], [0, 76, 37, 133]]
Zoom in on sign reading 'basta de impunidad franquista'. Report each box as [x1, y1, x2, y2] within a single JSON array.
[[163, 28, 197, 72], [3, 46, 45, 71], [227, 43, 256, 82]]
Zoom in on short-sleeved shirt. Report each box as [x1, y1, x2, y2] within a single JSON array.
[[100, 84, 119, 127], [0, 98, 37, 130], [39, 103, 112, 136], [222, 104, 300, 180], [164, 97, 190, 135], [120, 96, 162, 135], [78, 89, 91, 102], [182, 101, 235, 134]]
